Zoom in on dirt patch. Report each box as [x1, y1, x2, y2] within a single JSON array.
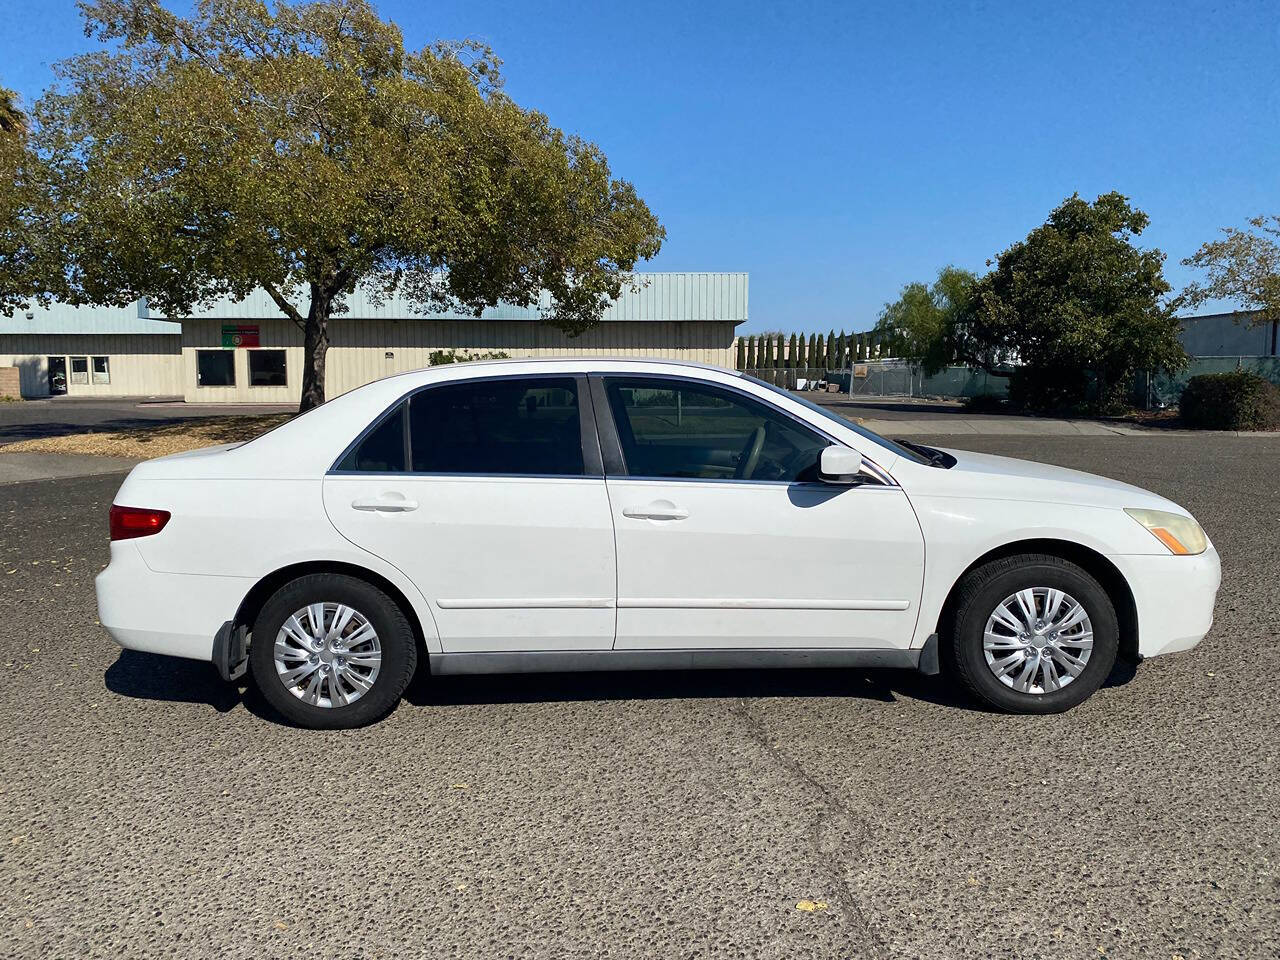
[[1, 414, 294, 459]]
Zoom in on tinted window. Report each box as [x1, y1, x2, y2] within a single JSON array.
[[248, 350, 287, 387], [408, 378, 583, 475], [338, 403, 406, 472], [197, 350, 235, 387], [605, 377, 828, 482]]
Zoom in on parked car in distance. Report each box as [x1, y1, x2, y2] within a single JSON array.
[[95, 359, 1220, 728]]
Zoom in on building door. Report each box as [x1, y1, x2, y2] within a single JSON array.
[[47, 357, 67, 395]]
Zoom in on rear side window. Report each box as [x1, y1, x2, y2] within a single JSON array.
[[335, 377, 585, 476], [337, 403, 406, 472], [409, 378, 583, 475]]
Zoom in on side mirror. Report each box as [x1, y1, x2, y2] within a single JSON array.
[[819, 445, 866, 484]]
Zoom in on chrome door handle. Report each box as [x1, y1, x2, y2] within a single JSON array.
[[351, 495, 419, 513], [622, 501, 689, 521]]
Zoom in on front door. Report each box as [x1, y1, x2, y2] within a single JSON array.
[[47, 356, 66, 395], [596, 375, 925, 650], [322, 375, 617, 653]]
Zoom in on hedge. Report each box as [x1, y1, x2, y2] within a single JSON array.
[[1180, 371, 1280, 431]]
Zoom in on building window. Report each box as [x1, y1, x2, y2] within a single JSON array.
[[247, 349, 287, 387], [91, 356, 110, 385], [69, 356, 89, 385], [196, 350, 236, 387]]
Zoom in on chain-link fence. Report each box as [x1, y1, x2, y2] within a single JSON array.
[[1136, 356, 1280, 408], [744, 361, 1010, 399], [748, 357, 1280, 407]]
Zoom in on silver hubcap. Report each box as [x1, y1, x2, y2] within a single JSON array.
[[983, 587, 1094, 695], [274, 603, 382, 708]]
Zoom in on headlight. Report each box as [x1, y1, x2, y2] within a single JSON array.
[[1124, 508, 1207, 555]]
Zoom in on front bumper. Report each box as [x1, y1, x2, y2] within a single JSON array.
[[1110, 545, 1221, 659], [95, 540, 254, 662]]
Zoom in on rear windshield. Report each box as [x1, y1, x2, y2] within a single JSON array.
[[742, 375, 933, 466]]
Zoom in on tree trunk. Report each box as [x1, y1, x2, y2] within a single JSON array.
[[299, 286, 331, 413]]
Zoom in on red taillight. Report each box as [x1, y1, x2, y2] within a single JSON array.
[[109, 505, 171, 541]]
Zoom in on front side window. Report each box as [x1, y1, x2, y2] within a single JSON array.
[[69, 356, 88, 384], [196, 350, 235, 387], [604, 377, 828, 482], [336, 377, 585, 476], [91, 356, 110, 384], [248, 349, 287, 387]]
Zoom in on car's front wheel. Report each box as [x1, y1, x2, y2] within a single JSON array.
[[946, 554, 1119, 713], [248, 573, 418, 729]]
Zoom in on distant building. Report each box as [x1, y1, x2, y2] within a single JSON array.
[[1179, 310, 1278, 358], [0, 272, 747, 402]]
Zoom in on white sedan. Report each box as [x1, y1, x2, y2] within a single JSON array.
[[95, 359, 1220, 728]]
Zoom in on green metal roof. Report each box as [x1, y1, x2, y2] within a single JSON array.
[[2, 273, 747, 334]]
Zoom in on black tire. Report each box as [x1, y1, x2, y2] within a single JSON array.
[[945, 554, 1118, 714], [248, 573, 418, 729]]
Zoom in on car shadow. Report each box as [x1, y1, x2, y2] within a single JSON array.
[[105, 649, 243, 713], [104, 649, 1140, 723], [404, 664, 971, 711]]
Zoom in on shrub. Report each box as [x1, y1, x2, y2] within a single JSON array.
[[960, 394, 1008, 413], [428, 349, 511, 366], [1180, 371, 1280, 430]]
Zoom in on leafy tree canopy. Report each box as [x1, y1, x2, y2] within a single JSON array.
[[0, 85, 47, 316], [1182, 215, 1280, 327], [966, 192, 1184, 409], [33, 0, 664, 408], [873, 266, 976, 375]]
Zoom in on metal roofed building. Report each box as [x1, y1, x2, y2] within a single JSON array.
[[0, 272, 748, 402]]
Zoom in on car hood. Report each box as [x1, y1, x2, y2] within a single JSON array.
[[921, 447, 1186, 513]]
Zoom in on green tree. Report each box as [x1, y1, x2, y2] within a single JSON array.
[[967, 192, 1184, 411], [872, 266, 977, 375], [1182, 215, 1280, 328], [735, 336, 746, 370], [761, 334, 773, 368], [33, 0, 664, 410], [775, 333, 786, 368], [786, 333, 798, 368], [0, 85, 49, 316]]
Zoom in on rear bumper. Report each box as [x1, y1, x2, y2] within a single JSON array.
[[1111, 546, 1221, 659], [95, 541, 253, 662]]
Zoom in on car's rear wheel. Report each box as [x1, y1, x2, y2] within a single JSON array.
[[248, 573, 417, 729], [946, 554, 1119, 713]]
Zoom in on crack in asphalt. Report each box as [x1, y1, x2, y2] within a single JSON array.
[[731, 697, 888, 960]]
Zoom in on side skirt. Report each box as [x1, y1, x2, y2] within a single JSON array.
[[430, 647, 923, 676]]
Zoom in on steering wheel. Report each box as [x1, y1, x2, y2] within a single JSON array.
[[734, 425, 766, 480]]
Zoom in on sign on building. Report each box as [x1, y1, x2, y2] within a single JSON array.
[[221, 324, 260, 348]]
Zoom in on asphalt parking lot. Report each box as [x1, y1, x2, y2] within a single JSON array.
[[2, 434, 1278, 960]]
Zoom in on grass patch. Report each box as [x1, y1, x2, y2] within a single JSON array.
[[1, 413, 294, 459]]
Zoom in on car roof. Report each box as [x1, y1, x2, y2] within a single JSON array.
[[375, 356, 746, 384]]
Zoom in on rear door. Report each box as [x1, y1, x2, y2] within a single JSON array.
[[594, 374, 925, 651], [323, 374, 617, 652]]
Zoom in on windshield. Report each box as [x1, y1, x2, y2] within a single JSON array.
[[742, 375, 934, 466]]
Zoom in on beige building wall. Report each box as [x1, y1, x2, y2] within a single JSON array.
[[181, 318, 738, 403], [0, 334, 183, 398]]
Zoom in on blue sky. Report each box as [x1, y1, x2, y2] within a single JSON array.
[[2, 0, 1277, 333]]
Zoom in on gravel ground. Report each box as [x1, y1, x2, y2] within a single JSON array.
[[1, 435, 1277, 960]]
